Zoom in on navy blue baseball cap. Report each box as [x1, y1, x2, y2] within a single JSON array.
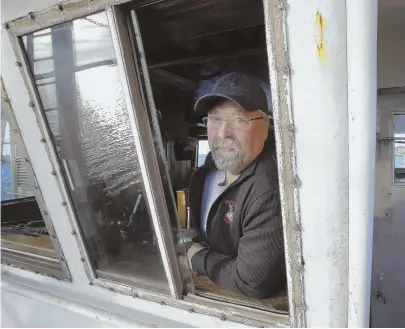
[[194, 72, 269, 118]]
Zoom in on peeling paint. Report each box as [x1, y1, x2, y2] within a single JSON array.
[[4, 0, 142, 36], [316, 11, 326, 64], [263, 0, 306, 327]]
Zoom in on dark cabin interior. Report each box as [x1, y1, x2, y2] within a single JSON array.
[[124, 0, 271, 204], [120, 0, 288, 311]]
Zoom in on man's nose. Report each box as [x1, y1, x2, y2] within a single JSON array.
[[217, 121, 232, 139]]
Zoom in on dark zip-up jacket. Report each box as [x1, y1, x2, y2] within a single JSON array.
[[188, 138, 286, 299]]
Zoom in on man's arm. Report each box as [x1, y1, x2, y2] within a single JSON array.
[[190, 190, 286, 299]]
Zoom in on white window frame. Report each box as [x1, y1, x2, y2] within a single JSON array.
[[1, 80, 71, 281], [2, 0, 305, 326]]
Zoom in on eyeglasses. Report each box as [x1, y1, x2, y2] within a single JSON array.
[[202, 115, 265, 131]]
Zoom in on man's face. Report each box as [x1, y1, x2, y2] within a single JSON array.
[[207, 100, 269, 175]]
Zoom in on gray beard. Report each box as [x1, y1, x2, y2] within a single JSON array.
[[209, 138, 244, 173]]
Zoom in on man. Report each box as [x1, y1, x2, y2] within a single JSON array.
[[186, 72, 286, 299]]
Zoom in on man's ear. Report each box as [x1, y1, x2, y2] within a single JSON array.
[[256, 119, 269, 144], [262, 123, 269, 142], [261, 112, 271, 141]]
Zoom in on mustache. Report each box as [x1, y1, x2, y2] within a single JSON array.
[[211, 138, 241, 150]]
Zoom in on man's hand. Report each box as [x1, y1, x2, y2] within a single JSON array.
[[178, 255, 192, 281], [186, 243, 206, 267]]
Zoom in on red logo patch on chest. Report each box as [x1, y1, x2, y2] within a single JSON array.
[[224, 200, 238, 225]]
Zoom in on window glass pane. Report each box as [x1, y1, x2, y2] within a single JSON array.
[[29, 33, 53, 59], [394, 114, 405, 183], [1, 100, 57, 260], [197, 140, 209, 167], [23, 12, 169, 294]]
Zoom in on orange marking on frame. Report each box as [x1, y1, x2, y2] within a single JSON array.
[[316, 11, 326, 64]]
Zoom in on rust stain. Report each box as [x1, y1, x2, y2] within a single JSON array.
[[316, 11, 326, 64]]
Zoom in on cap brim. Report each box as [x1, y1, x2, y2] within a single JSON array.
[[194, 93, 246, 118]]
